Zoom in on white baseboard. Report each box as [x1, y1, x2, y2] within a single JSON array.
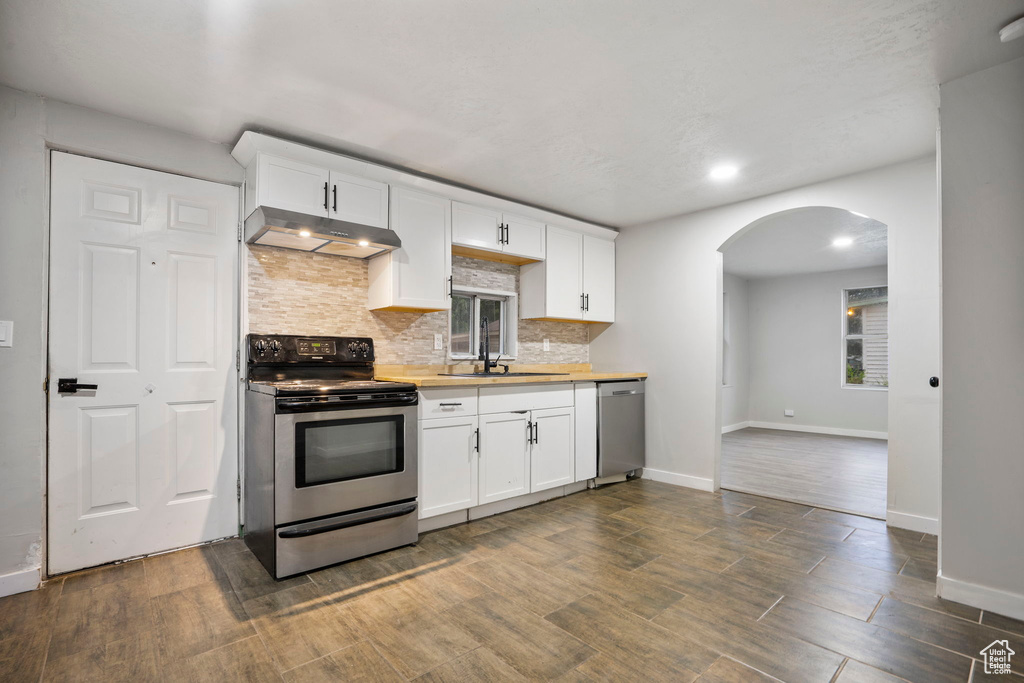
[[747, 421, 888, 440], [417, 481, 590, 533], [886, 509, 939, 535], [722, 421, 750, 434], [937, 573, 1024, 621], [642, 468, 715, 492], [0, 566, 40, 598]]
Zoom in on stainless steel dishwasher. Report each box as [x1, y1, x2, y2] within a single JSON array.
[[597, 380, 645, 477]]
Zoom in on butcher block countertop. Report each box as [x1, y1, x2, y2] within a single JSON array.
[[374, 363, 647, 387]]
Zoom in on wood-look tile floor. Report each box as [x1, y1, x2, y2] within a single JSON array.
[[722, 427, 888, 518], [4, 480, 1022, 682]]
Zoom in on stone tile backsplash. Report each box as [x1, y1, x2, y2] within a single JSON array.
[[247, 247, 590, 365]]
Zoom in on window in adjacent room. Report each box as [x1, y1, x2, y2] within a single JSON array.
[[449, 287, 518, 359], [843, 286, 888, 388]]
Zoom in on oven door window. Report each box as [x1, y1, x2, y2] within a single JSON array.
[[295, 415, 404, 488]]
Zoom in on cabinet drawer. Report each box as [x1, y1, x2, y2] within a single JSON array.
[[478, 384, 574, 414], [419, 388, 478, 418]]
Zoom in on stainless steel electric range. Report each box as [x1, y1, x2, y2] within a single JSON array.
[[244, 334, 419, 578]]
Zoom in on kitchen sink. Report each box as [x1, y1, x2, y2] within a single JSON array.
[[439, 372, 570, 377]]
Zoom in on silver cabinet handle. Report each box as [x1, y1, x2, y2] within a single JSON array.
[[439, 402, 463, 407], [612, 390, 636, 396]]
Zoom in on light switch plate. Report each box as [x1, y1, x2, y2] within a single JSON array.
[[433, 333, 443, 350], [784, 409, 794, 417], [0, 320, 12, 347], [543, 338, 550, 351]]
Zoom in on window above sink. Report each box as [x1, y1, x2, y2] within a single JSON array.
[[449, 285, 518, 361]]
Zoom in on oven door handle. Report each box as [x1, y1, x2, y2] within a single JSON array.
[[277, 393, 419, 412], [277, 502, 418, 539]]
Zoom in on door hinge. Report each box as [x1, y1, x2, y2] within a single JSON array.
[[236, 479, 241, 500], [237, 221, 243, 242], [236, 350, 241, 371]]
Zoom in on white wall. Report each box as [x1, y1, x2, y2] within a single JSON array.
[[721, 273, 750, 430], [0, 84, 241, 595], [938, 56, 1024, 618], [591, 157, 939, 530], [745, 266, 888, 436]]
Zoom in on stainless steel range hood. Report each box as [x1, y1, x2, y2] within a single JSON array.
[[244, 206, 401, 259]]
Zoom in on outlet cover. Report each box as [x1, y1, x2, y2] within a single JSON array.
[[543, 338, 550, 351], [433, 333, 443, 350], [784, 409, 795, 418]]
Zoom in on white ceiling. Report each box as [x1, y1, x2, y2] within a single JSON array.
[[723, 207, 887, 279], [1, 1, 1022, 227]]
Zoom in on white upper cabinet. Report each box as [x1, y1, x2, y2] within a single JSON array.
[[452, 202, 503, 252], [502, 212, 545, 260], [520, 226, 615, 323], [328, 169, 389, 228], [257, 154, 331, 216], [582, 234, 615, 322], [452, 202, 546, 262], [368, 187, 451, 311]]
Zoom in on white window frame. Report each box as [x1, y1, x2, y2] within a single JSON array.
[[842, 285, 889, 391], [449, 285, 518, 360]]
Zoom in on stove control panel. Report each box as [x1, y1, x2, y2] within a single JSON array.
[[248, 335, 374, 363]]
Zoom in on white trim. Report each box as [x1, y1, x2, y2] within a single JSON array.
[[747, 421, 888, 440], [641, 468, 715, 492], [0, 567, 41, 598], [722, 421, 750, 434], [416, 480, 590, 534], [937, 573, 1024, 622], [886, 509, 939, 535], [418, 510, 467, 533]]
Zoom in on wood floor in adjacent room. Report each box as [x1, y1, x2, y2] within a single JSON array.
[[722, 427, 889, 519], [3, 480, 1022, 682]]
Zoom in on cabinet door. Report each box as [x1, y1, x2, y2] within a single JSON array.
[[530, 408, 575, 492], [502, 212, 545, 260], [573, 383, 597, 481], [452, 201, 503, 252], [479, 412, 530, 505], [419, 416, 478, 519], [583, 235, 616, 323], [390, 187, 451, 310], [328, 170, 389, 228], [545, 226, 584, 320], [257, 154, 330, 216]]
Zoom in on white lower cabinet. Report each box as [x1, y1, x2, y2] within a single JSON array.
[[418, 385, 591, 519], [478, 411, 531, 505], [530, 407, 575, 492], [418, 415, 479, 519]]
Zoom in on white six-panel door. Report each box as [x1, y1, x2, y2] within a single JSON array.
[[48, 152, 239, 574]]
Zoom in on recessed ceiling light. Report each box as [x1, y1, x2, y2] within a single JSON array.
[[298, 229, 311, 237], [358, 240, 370, 247], [709, 165, 739, 181], [1000, 16, 1024, 42], [849, 211, 869, 219], [833, 237, 854, 247]]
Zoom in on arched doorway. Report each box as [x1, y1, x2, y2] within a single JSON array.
[[715, 206, 890, 518]]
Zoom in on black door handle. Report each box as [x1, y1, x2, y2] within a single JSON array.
[[332, 185, 337, 212], [474, 428, 480, 452], [58, 378, 98, 393], [527, 420, 534, 444], [929, 377, 939, 388], [323, 182, 329, 211]]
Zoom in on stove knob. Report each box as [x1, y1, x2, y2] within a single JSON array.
[[269, 340, 282, 354], [360, 342, 371, 357], [254, 339, 267, 355]]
